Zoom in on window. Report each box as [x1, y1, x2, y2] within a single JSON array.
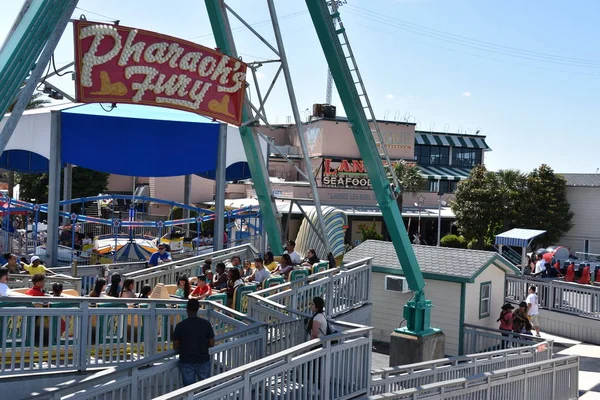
[[452, 148, 482, 167], [479, 281, 492, 319], [415, 145, 449, 165], [428, 180, 457, 193]]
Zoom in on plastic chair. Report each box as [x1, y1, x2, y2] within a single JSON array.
[[289, 269, 309, 282], [577, 266, 591, 285], [163, 284, 178, 296], [564, 263, 575, 282], [48, 302, 78, 345], [232, 285, 257, 313], [0, 302, 34, 347], [263, 276, 285, 288], [95, 303, 128, 344], [206, 293, 227, 305]]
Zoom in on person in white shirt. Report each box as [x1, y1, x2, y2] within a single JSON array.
[[246, 257, 271, 286], [283, 240, 302, 265], [526, 285, 540, 337], [0, 266, 12, 296], [308, 296, 328, 339], [533, 256, 546, 277]]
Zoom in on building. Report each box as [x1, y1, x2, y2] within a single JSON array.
[[343, 240, 519, 356], [558, 173, 600, 255]]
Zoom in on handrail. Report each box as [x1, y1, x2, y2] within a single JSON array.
[[152, 326, 372, 400]]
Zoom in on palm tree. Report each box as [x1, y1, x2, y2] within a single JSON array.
[[393, 160, 425, 213]]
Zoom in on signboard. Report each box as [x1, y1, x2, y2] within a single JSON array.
[[320, 158, 413, 189], [73, 21, 247, 125], [379, 132, 412, 149]]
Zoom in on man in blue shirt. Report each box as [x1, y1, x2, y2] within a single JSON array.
[[148, 243, 172, 267]]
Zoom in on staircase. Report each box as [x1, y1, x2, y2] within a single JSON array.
[[494, 244, 522, 266]]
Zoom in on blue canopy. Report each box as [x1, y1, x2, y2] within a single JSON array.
[[0, 104, 260, 179], [495, 228, 546, 248]]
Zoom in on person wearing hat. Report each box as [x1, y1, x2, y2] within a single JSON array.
[[22, 256, 54, 276], [512, 301, 531, 334], [497, 303, 514, 333]]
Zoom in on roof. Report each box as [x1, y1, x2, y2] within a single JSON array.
[[495, 228, 546, 248], [415, 132, 491, 150], [560, 173, 600, 187], [343, 240, 519, 283]]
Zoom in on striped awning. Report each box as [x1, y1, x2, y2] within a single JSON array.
[[415, 133, 490, 150], [418, 165, 472, 181], [495, 228, 546, 248]]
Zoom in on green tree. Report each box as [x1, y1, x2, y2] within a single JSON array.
[[496, 169, 528, 231], [393, 160, 425, 213], [16, 167, 110, 205], [451, 165, 502, 249], [358, 222, 384, 242], [524, 164, 573, 246]]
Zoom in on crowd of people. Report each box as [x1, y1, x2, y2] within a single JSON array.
[[497, 285, 541, 339]]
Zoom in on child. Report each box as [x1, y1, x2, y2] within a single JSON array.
[[189, 275, 212, 300]]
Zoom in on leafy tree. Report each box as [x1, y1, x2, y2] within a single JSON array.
[[451, 165, 502, 249], [496, 169, 527, 231], [393, 160, 425, 213], [524, 164, 573, 246], [358, 222, 384, 242], [16, 167, 110, 206], [440, 234, 467, 248]]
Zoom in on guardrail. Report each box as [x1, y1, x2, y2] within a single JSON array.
[[124, 244, 258, 293], [368, 356, 579, 400], [463, 323, 552, 355], [0, 296, 264, 377], [247, 257, 372, 318], [506, 275, 600, 319], [370, 342, 553, 395], [8, 274, 83, 294]]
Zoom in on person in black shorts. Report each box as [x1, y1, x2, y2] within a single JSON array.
[[172, 299, 215, 386]]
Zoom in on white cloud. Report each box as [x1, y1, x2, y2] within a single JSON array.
[[461, 91, 472, 97], [385, 93, 395, 100]]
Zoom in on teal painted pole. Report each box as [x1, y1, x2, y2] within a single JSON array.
[[205, 0, 284, 255], [305, 0, 436, 335]]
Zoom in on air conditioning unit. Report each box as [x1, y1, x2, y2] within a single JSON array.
[[384, 275, 411, 293]]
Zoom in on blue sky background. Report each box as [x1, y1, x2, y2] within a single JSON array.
[[2, 0, 599, 174]]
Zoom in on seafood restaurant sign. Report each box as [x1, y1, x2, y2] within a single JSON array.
[[73, 21, 247, 125]]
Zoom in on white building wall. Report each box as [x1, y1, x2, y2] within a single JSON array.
[[464, 263, 508, 330], [560, 186, 600, 254], [371, 272, 461, 356]]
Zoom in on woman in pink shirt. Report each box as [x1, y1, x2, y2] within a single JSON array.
[[498, 303, 514, 332]]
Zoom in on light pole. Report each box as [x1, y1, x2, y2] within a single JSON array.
[[437, 192, 447, 246], [413, 194, 424, 244]]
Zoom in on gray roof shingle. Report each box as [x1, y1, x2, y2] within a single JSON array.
[[343, 240, 506, 280], [560, 173, 600, 187]]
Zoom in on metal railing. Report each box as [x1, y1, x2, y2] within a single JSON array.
[[124, 244, 258, 293], [0, 296, 264, 377], [368, 356, 579, 400], [506, 275, 600, 319], [8, 274, 83, 294], [463, 323, 552, 355], [247, 257, 372, 318], [370, 343, 553, 396]]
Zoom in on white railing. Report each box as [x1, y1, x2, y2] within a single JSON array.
[[506, 275, 600, 319], [124, 244, 258, 293], [370, 343, 553, 395], [368, 356, 579, 400], [150, 325, 372, 400], [0, 296, 264, 376], [463, 323, 552, 355], [247, 257, 372, 318], [8, 274, 83, 294]]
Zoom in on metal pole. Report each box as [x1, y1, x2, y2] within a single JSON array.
[[213, 123, 227, 251], [47, 111, 62, 268], [266, 0, 332, 256], [63, 163, 72, 225], [0, 0, 78, 155], [437, 194, 442, 246], [183, 174, 191, 234]]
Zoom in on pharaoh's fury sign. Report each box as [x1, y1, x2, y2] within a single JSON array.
[[73, 21, 247, 125]]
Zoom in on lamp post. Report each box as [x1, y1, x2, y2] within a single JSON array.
[[413, 194, 424, 244], [437, 192, 447, 246]]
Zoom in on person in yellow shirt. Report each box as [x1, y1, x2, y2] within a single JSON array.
[[22, 256, 54, 276], [263, 251, 278, 272]]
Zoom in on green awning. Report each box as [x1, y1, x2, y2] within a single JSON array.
[[418, 165, 472, 181], [415, 133, 490, 150]]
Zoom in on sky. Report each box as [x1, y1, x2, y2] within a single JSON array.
[[2, 0, 600, 174]]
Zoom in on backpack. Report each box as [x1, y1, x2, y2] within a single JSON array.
[[305, 313, 338, 344]]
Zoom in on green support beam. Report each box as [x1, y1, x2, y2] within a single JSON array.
[[305, 0, 437, 335], [205, 0, 284, 255]]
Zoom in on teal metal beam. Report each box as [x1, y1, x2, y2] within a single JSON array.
[[305, 0, 436, 335], [205, 0, 284, 255]]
